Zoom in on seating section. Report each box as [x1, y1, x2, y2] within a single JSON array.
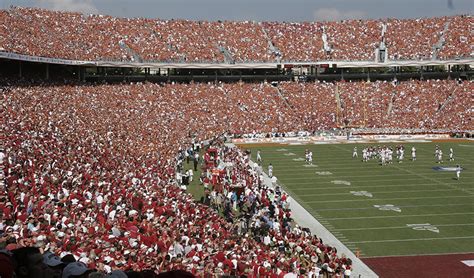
[[262, 21, 326, 61], [0, 7, 471, 62], [1, 79, 471, 275], [324, 19, 381, 61], [438, 15, 473, 59], [384, 17, 447, 60]]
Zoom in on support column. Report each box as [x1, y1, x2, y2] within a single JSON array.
[[45, 64, 50, 80], [19, 61, 22, 78]]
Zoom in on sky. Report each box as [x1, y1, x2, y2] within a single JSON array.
[[1, 0, 472, 21]]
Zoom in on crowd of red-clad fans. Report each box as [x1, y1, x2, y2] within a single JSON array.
[[1, 78, 473, 277], [0, 7, 471, 63]]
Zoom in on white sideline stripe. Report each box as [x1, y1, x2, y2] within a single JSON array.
[[325, 212, 474, 220], [347, 236, 474, 244], [335, 223, 474, 231], [244, 162, 379, 277], [300, 188, 460, 196], [461, 260, 474, 267], [305, 195, 472, 204], [314, 203, 473, 212]]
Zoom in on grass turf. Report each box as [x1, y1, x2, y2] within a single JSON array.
[[243, 141, 474, 258]]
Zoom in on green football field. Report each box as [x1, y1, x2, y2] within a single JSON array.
[[244, 141, 474, 258]]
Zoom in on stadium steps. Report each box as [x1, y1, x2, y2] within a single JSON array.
[[118, 40, 143, 63], [431, 20, 451, 60], [437, 85, 458, 113], [272, 85, 293, 109], [259, 23, 282, 63], [335, 87, 343, 125], [381, 22, 387, 38], [217, 45, 235, 64]]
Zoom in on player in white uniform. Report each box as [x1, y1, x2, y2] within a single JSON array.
[[398, 146, 404, 163], [434, 146, 440, 160], [456, 164, 461, 180], [411, 146, 416, 161], [387, 147, 393, 164], [268, 163, 273, 177], [256, 150, 262, 163], [380, 148, 386, 165], [437, 149, 443, 163], [353, 146, 358, 158], [362, 148, 368, 162], [449, 148, 454, 161], [308, 151, 313, 165]]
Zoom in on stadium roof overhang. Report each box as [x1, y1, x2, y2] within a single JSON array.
[[1, 51, 473, 69]]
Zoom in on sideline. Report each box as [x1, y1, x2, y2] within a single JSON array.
[[228, 142, 379, 277], [260, 172, 379, 277]]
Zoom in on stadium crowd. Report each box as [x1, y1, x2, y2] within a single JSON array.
[[0, 7, 471, 63], [438, 15, 473, 59], [278, 79, 471, 131], [1, 80, 360, 277], [1, 78, 472, 277], [384, 17, 448, 60]]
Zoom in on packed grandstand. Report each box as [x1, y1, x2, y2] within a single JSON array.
[[0, 7, 472, 62], [0, 6, 473, 278]]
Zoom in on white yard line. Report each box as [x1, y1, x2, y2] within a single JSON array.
[[305, 195, 472, 204], [362, 251, 474, 259], [275, 175, 468, 181], [291, 182, 451, 190], [335, 223, 474, 231], [330, 144, 474, 195], [313, 203, 473, 212], [390, 159, 474, 195], [347, 236, 474, 244], [250, 166, 378, 277], [299, 188, 460, 196], [325, 212, 474, 221]]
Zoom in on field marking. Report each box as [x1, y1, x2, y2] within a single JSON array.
[[273, 165, 474, 172], [335, 223, 474, 232], [328, 143, 474, 195], [362, 251, 474, 259], [461, 260, 474, 267], [305, 195, 472, 204], [257, 143, 473, 258], [277, 176, 469, 182], [412, 144, 474, 163], [291, 182, 459, 191], [347, 236, 474, 244], [299, 188, 461, 197], [313, 203, 473, 212], [265, 161, 472, 167], [389, 159, 474, 195], [324, 212, 474, 220]]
